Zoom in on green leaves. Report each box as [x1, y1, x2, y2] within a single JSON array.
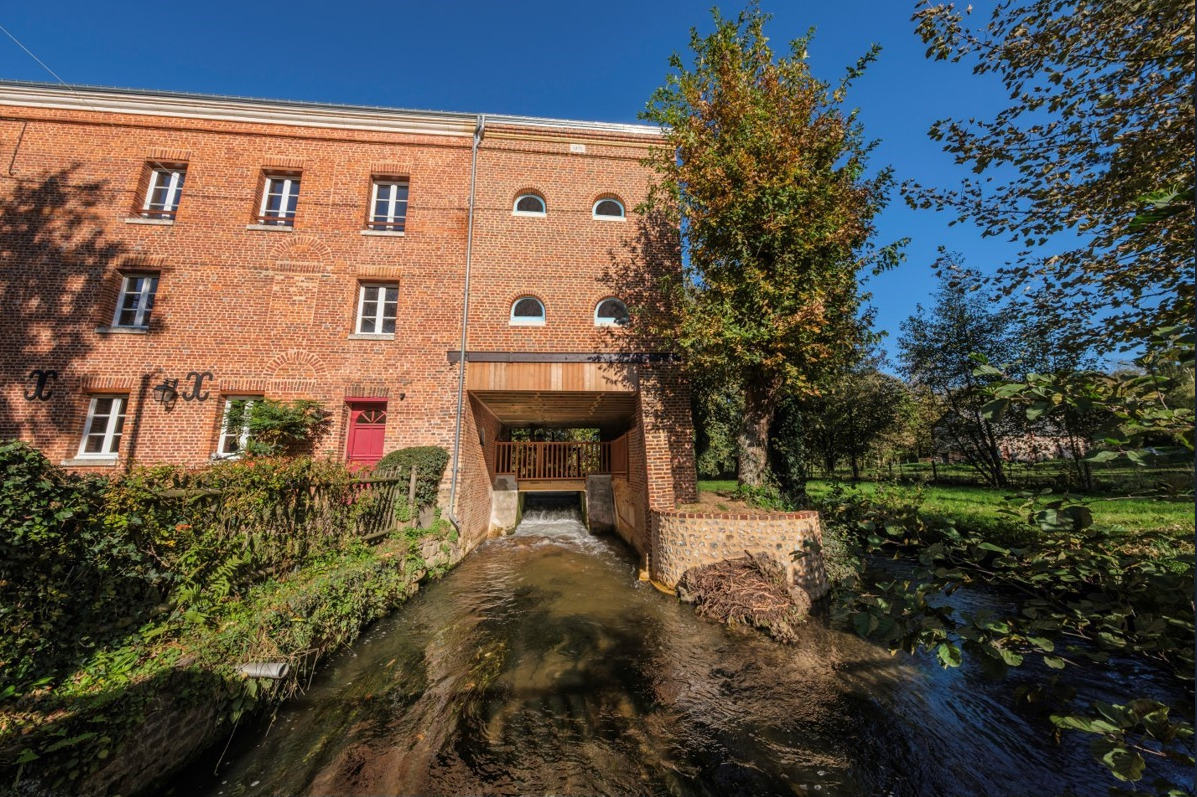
[[936, 642, 963, 668], [831, 478, 1194, 792], [1052, 701, 1194, 783], [640, 6, 898, 483]]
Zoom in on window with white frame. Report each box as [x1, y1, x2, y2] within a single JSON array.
[[592, 197, 625, 220], [78, 395, 127, 458], [356, 283, 399, 335], [216, 396, 260, 458], [594, 297, 630, 326], [257, 173, 301, 225], [513, 193, 546, 216], [510, 296, 546, 325], [368, 179, 409, 231], [140, 165, 186, 219], [112, 273, 159, 329]]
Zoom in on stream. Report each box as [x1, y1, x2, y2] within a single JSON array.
[[167, 497, 1191, 796]]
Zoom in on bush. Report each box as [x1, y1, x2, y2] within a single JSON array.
[[0, 447, 386, 692], [225, 398, 331, 457], [0, 441, 158, 686], [374, 446, 450, 508]]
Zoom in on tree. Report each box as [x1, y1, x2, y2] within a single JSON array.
[[642, 5, 901, 488], [898, 258, 1019, 487], [792, 363, 909, 480], [906, 1, 1195, 351]]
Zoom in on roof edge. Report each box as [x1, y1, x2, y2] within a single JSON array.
[[0, 80, 662, 139]]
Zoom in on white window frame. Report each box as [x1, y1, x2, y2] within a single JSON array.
[[355, 282, 399, 335], [592, 197, 626, 220], [112, 273, 159, 329], [509, 296, 546, 326], [594, 298, 630, 327], [369, 179, 409, 231], [215, 396, 260, 459], [142, 166, 185, 218], [512, 194, 547, 217], [258, 174, 301, 225], [77, 395, 127, 459]]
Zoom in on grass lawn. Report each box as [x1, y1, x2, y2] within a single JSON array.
[[697, 479, 1195, 550]]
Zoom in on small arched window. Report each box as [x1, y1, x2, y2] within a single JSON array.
[[594, 298, 630, 326], [510, 296, 546, 325], [513, 194, 547, 216], [592, 197, 625, 220]]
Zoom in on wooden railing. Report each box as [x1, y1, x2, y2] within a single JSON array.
[[494, 437, 628, 481]]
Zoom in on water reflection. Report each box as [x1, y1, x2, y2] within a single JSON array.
[[167, 508, 1186, 797]]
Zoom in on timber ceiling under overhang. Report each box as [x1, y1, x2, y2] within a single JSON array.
[[471, 390, 636, 432]]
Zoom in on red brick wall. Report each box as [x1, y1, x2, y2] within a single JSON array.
[[1, 102, 472, 473], [0, 89, 695, 544]]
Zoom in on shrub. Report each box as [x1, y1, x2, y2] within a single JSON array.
[[374, 446, 450, 508], [0, 441, 158, 686], [225, 398, 331, 457], [0, 448, 386, 691]]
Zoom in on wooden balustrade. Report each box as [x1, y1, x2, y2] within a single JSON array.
[[494, 436, 628, 481]]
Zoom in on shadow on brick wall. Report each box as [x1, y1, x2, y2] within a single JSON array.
[[0, 167, 134, 437]]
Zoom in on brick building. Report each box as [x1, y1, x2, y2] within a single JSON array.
[[0, 81, 697, 554]]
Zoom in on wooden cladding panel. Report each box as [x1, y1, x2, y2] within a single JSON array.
[[471, 390, 636, 428], [465, 361, 636, 393]]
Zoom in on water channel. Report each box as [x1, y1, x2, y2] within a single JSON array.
[[168, 497, 1189, 796]]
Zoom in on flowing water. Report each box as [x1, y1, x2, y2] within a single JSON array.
[[168, 497, 1190, 797]]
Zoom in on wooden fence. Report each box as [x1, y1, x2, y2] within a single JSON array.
[[493, 436, 628, 481]]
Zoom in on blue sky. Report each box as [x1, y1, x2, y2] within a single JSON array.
[[0, 1, 1021, 365]]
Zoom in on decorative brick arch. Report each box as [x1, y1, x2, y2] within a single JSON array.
[[269, 234, 332, 264], [590, 191, 626, 208], [266, 349, 327, 380]]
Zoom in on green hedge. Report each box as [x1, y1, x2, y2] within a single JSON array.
[[374, 446, 450, 508], [0, 442, 382, 693], [0, 442, 157, 687]]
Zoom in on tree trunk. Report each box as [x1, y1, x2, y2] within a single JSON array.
[[737, 381, 775, 489], [849, 453, 860, 481], [930, 456, 938, 482]]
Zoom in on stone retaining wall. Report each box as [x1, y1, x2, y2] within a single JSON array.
[[650, 510, 829, 600]]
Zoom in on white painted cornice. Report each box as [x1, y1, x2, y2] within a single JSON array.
[[0, 81, 661, 140]]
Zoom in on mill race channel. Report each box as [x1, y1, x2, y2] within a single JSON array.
[[168, 495, 1190, 797]]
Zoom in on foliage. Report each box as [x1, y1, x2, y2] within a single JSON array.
[[508, 427, 599, 443], [0, 442, 150, 688], [899, 260, 1020, 486], [1, 520, 462, 792], [374, 446, 450, 509], [641, 5, 901, 487], [980, 326, 1196, 468], [907, 0, 1195, 351], [226, 398, 331, 457], [692, 378, 743, 479], [0, 449, 393, 696], [827, 485, 1194, 792], [793, 362, 909, 480]]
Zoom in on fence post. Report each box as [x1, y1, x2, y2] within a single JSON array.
[[408, 465, 418, 529]]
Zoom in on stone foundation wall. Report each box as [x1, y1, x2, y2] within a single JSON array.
[[650, 510, 829, 600]]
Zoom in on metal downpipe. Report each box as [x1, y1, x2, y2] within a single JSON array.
[[446, 114, 485, 532]]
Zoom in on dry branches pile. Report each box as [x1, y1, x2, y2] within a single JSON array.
[[676, 552, 811, 643]]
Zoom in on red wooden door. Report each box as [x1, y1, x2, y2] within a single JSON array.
[[346, 402, 387, 469]]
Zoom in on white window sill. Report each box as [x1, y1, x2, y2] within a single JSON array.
[[509, 320, 546, 327], [61, 457, 118, 467], [95, 326, 149, 334], [360, 229, 405, 237], [348, 333, 396, 341], [246, 223, 294, 232], [210, 453, 243, 462], [124, 217, 175, 226], [592, 216, 626, 222], [512, 211, 547, 219]]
